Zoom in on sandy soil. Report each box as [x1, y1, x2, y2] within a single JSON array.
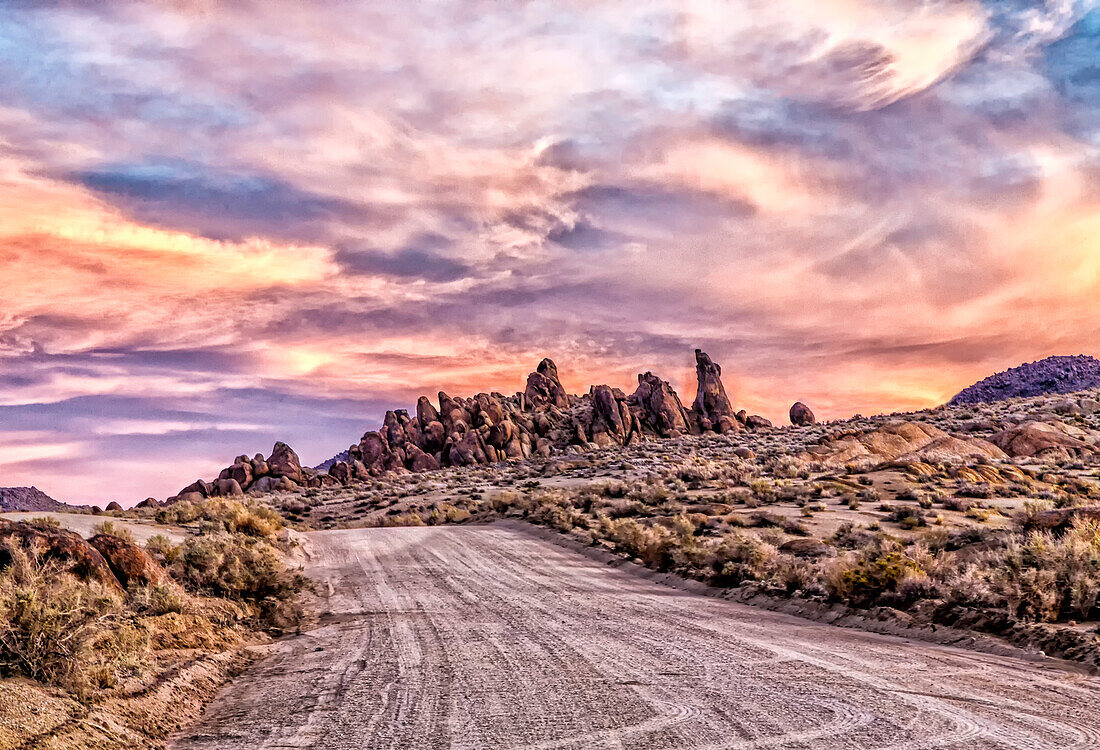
[[172, 524, 1100, 750], [0, 512, 186, 544]]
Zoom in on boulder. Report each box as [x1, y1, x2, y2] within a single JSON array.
[[438, 391, 472, 434], [989, 421, 1095, 458], [267, 442, 304, 484], [630, 372, 691, 437], [0, 519, 120, 589], [416, 395, 441, 430], [136, 497, 160, 509], [779, 538, 830, 558], [383, 410, 406, 451], [215, 478, 244, 497], [524, 358, 569, 410], [88, 534, 168, 588], [359, 431, 390, 470], [745, 415, 773, 430], [691, 350, 734, 429], [805, 421, 1006, 466], [105, 501, 123, 512], [405, 444, 441, 472], [588, 385, 634, 446], [225, 460, 254, 489], [177, 480, 211, 499], [1023, 505, 1100, 532], [329, 461, 352, 484], [450, 430, 489, 466], [248, 475, 298, 494], [789, 402, 815, 426]]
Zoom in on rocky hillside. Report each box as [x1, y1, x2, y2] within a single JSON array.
[[950, 355, 1100, 405], [0, 486, 66, 512], [168, 349, 808, 503]]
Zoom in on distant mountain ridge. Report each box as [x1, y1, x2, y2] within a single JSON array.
[[949, 355, 1100, 405], [0, 486, 67, 512]]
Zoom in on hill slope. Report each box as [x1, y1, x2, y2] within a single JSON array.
[[0, 486, 66, 512], [949, 355, 1100, 405]]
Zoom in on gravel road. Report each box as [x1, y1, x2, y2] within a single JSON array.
[[172, 524, 1100, 749]]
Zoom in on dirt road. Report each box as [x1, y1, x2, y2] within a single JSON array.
[[173, 524, 1100, 749]]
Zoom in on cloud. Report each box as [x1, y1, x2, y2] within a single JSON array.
[[70, 160, 360, 242], [334, 234, 475, 282]]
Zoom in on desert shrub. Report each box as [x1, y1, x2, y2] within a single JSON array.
[[144, 534, 177, 566], [942, 496, 975, 512], [156, 499, 284, 537], [92, 520, 136, 543], [281, 498, 309, 515], [489, 490, 520, 513], [0, 542, 140, 692], [381, 512, 425, 527], [25, 516, 60, 529], [825, 549, 924, 606], [830, 522, 877, 550], [597, 480, 629, 498], [957, 482, 994, 499], [1014, 499, 1056, 529], [169, 535, 307, 628], [749, 479, 776, 502], [128, 583, 185, 615], [599, 517, 678, 569], [770, 455, 809, 480], [713, 533, 778, 585], [895, 487, 921, 502], [882, 505, 926, 528], [525, 492, 586, 532], [964, 519, 1100, 621], [782, 519, 811, 536]]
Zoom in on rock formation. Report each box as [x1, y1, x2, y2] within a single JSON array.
[[988, 421, 1096, 458], [789, 402, 815, 426], [802, 421, 1006, 467], [524, 358, 569, 409], [193, 349, 774, 499], [691, 349, 736, 433], [169, 442, 317, 502], [630, 372, 692, 437]]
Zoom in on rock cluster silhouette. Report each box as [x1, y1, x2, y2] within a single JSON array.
[[170, 349, 785, 499]]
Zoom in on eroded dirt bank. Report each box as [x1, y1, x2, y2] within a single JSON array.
[[173, 525, 1100, 749]]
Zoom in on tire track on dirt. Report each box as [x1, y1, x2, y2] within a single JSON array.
[[172, 525, 1100, 749]]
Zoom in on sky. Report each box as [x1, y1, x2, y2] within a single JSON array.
[[1, 0, 1099, 505]]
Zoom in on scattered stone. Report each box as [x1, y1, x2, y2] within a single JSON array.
[[950, 355, 1100, 405]]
